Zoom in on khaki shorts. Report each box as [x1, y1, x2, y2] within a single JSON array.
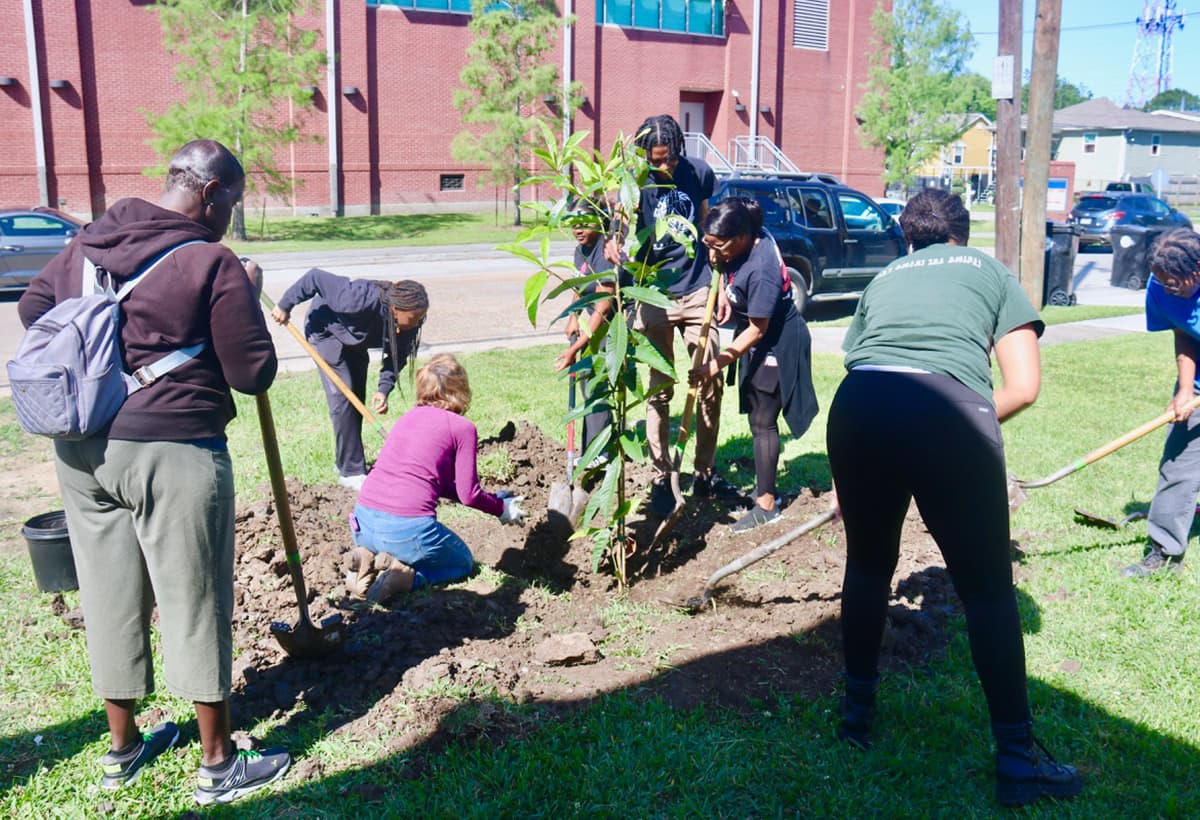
[[53, 438, 235, 702]]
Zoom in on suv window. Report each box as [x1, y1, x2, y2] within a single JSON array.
[[838, 193, 887, 231], [0, 214, 76, 238], [1075, 196, 1118, 212], [1147, 197, 1170, 216], [789, 188, 834, 229], [721, 185, 791, 226]]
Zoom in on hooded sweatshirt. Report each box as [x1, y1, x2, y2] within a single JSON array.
[[17, 198, 277, 441]]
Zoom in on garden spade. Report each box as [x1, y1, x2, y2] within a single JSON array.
[[1008, 393, 1200, 509], [547, 370, 589, 529], [256, 392, 345, 659], [259, 291, 389, 440], [646, 268, 721, 551], [1073, 504, 1200, 530], [681, 505, 840, 613]]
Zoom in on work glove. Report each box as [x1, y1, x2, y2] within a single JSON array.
[[499, 494, 527, 525]]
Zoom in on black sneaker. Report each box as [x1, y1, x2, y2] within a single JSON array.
[[194, 747, 291, 806], [99, 721, 180, 790], [1121, 543, 1184, 577], [647, 478, 676, 517], [692, 472, 743, 500], [732, 502, 781, 532], [995, 736, 1083, 806]]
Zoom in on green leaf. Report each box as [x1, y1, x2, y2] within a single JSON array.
[[605, 311, 628, 386], [524, 270, 548, 326], [621, 285, 673, 308], [630, 329, 675, 378], [590, 529, 611, 573], [576, 424, 612, 476]]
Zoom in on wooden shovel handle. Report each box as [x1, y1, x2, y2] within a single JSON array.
[[259, 291, 388, 439], [672, 268, 722, 460]]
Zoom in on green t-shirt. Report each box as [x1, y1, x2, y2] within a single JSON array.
[[842, 244, 1044, 403]]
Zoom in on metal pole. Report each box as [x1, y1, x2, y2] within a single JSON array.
[[562, 0, 573, 147], [749, 0, 761, 144], [326, 0, 341, 216], [994, 0, 1022, 273], [22, 0, 49, 207], [1019, 0, 1062, 308]]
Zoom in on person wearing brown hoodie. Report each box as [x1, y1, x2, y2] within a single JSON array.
[[18, 140, 290, 805]]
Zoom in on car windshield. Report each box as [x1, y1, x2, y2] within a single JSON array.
[[1075, 197, 1118, 212]]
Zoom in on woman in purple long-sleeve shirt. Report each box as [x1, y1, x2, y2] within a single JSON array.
[[346, 354, 525, 602]]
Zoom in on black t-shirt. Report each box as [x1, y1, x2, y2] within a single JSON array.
[[637, 155, 715, 296], [575, 238, 632, 315], [722, 232, 793, 326]]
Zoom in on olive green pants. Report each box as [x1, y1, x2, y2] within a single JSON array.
[[53, 438, 235, 703]]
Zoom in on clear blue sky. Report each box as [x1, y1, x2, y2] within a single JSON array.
[[952, 1, 1198, 106]]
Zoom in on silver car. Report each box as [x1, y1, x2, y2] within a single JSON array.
[[0, 208, 83, 292]]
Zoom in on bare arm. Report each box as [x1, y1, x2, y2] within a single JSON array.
[[689, 315, 768, 384], [992, 324, 1041, 421], [1170, 329, 1199, 421]]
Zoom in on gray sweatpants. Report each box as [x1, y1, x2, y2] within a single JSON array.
[[1147, 395, 1200, 558], [53, 438, 236, 702]]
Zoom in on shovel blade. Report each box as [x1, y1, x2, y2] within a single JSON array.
[[270, 614, 345, 660], [1072, 508, 1121, 529], [548, 481, 574, 518]]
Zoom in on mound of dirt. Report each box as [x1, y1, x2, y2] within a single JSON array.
[[221, 420, 965, 779]]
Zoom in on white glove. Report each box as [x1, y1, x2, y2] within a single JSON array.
[[495, 489, 516, 499], [499, 495, 527, 525]]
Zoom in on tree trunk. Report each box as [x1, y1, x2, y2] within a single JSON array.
[[231, 201, 247, 241]]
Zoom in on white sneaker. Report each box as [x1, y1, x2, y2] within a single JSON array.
[[338, 473, 367, 491]]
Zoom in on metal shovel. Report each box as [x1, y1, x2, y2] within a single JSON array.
[[256, 392, 345, 659], [547, 370, 589, 528]]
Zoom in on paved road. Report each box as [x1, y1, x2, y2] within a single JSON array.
[[0, 243, 1146, 395]]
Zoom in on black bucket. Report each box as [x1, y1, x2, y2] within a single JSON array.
[[22, 511, 78, 593]]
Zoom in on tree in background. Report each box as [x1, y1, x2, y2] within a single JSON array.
[[1021, 73, 1092, 111], [146, 0, 325, 240], [954, 72, 997, 121], [856, 0, 975, 188], [1144, 88, 1200, 112], [453, 0, 581, 226]]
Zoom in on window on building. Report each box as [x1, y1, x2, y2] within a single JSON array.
[[440, 174, 465, 191], [1151, 133, 1162, 156], [793, 0, 828, 50], [1083, 133, 1097, 154], [372, 0, 471, 13], [598, 0, 724, 36], [953, 143, 965, 165]]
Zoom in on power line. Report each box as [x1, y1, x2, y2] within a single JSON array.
[[972, 13, 1195, 37]]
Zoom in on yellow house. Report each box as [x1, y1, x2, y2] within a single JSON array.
[[917, 113, 995, 197]]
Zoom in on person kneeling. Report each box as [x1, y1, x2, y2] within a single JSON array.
[[344, 354, 525, 603]]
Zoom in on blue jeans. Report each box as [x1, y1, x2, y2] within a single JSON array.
[[350, 504, 474, 588]]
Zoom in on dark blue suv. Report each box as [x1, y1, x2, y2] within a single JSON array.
[[713, 173, 907, 314]]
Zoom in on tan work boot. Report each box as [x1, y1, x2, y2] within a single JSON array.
[[366, 556, 417, 603], [344, 547, 378, 599]]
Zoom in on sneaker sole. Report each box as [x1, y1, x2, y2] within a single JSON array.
[[99, 725, 181, 790], [194, 758, 291, 806]]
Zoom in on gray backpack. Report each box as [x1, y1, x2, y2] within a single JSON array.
[[6, 241, 205, 439]]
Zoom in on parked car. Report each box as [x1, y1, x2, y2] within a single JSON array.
[[1067, 192, 1192, 249], [1105, 180, 1155, 195], [875, 197, 906, 221], [712, 174, 907, 314], [0, 208, 83, 291]]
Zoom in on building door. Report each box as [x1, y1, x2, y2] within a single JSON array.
[[679, 101, 706, 134]]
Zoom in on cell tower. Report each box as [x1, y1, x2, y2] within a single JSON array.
[[1126, 0, 1186, 108]]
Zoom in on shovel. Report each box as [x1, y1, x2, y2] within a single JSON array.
[[259, 291, 388, 440], [681, 506, 840, 612], [256, 391, 345, 659], [646, 268, 721, 551], [547, 368, 589, 528], [1073, 504, 1200, 530], [1009, 393, 1200, 509]]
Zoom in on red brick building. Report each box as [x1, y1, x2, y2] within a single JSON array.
[[1, 0, 886, 218]]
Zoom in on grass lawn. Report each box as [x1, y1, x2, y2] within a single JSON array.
[[3, 333, 1199, 817]]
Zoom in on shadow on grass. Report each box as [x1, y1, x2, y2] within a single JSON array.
[[243, 214, 478, 244], [0, 709, 107, 794]]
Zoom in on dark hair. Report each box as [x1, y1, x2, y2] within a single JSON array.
[[566, 197, 610, 230], [164, 139, 244, 194], [898, 188, 971, 250], [1149, 228, 1200, 282], [376, 279, 429, 391], [634, 114, 685, 160], [702, 196, 763, 238]]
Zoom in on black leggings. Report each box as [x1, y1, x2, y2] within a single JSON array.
[[827, 369, 1030, 726], [745, 366, 783, 498]]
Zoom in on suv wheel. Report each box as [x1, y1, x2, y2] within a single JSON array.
[[787, 266, 811, 316]]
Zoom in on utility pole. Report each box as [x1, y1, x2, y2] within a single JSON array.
[[994, 0, 1022, 273], [1019, 0, 1062, 307]]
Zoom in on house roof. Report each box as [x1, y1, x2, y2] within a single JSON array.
[[1048, 97, 1200, 134]]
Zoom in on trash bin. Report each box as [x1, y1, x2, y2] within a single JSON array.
[[1110, 225, 1164, 290], [1044, 221, 1080, 307], [22, 510, 78, 593]]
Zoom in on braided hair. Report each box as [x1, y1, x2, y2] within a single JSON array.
[[376, 279, 429, 392], [1149, 228, 1200, 283], [634, 114, 686, 161]]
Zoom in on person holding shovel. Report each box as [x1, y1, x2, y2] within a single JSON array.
[[270, 273, 428, 490], [344, 354, 527, 603], [688, 197, 818, 532], [1124, 227, 1200, 577], [825, 188, 1080, 806], [18, 140, 291, 805]]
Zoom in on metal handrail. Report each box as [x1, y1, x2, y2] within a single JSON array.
[[683, 131, 733, 174]]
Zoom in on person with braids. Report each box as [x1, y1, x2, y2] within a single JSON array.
[[827, 188, 1081, 806], [1124, 227, 1200, 577], [687, 197, 817, 531], [605, 113, 734, 513], [271, 273, 428, 489]]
